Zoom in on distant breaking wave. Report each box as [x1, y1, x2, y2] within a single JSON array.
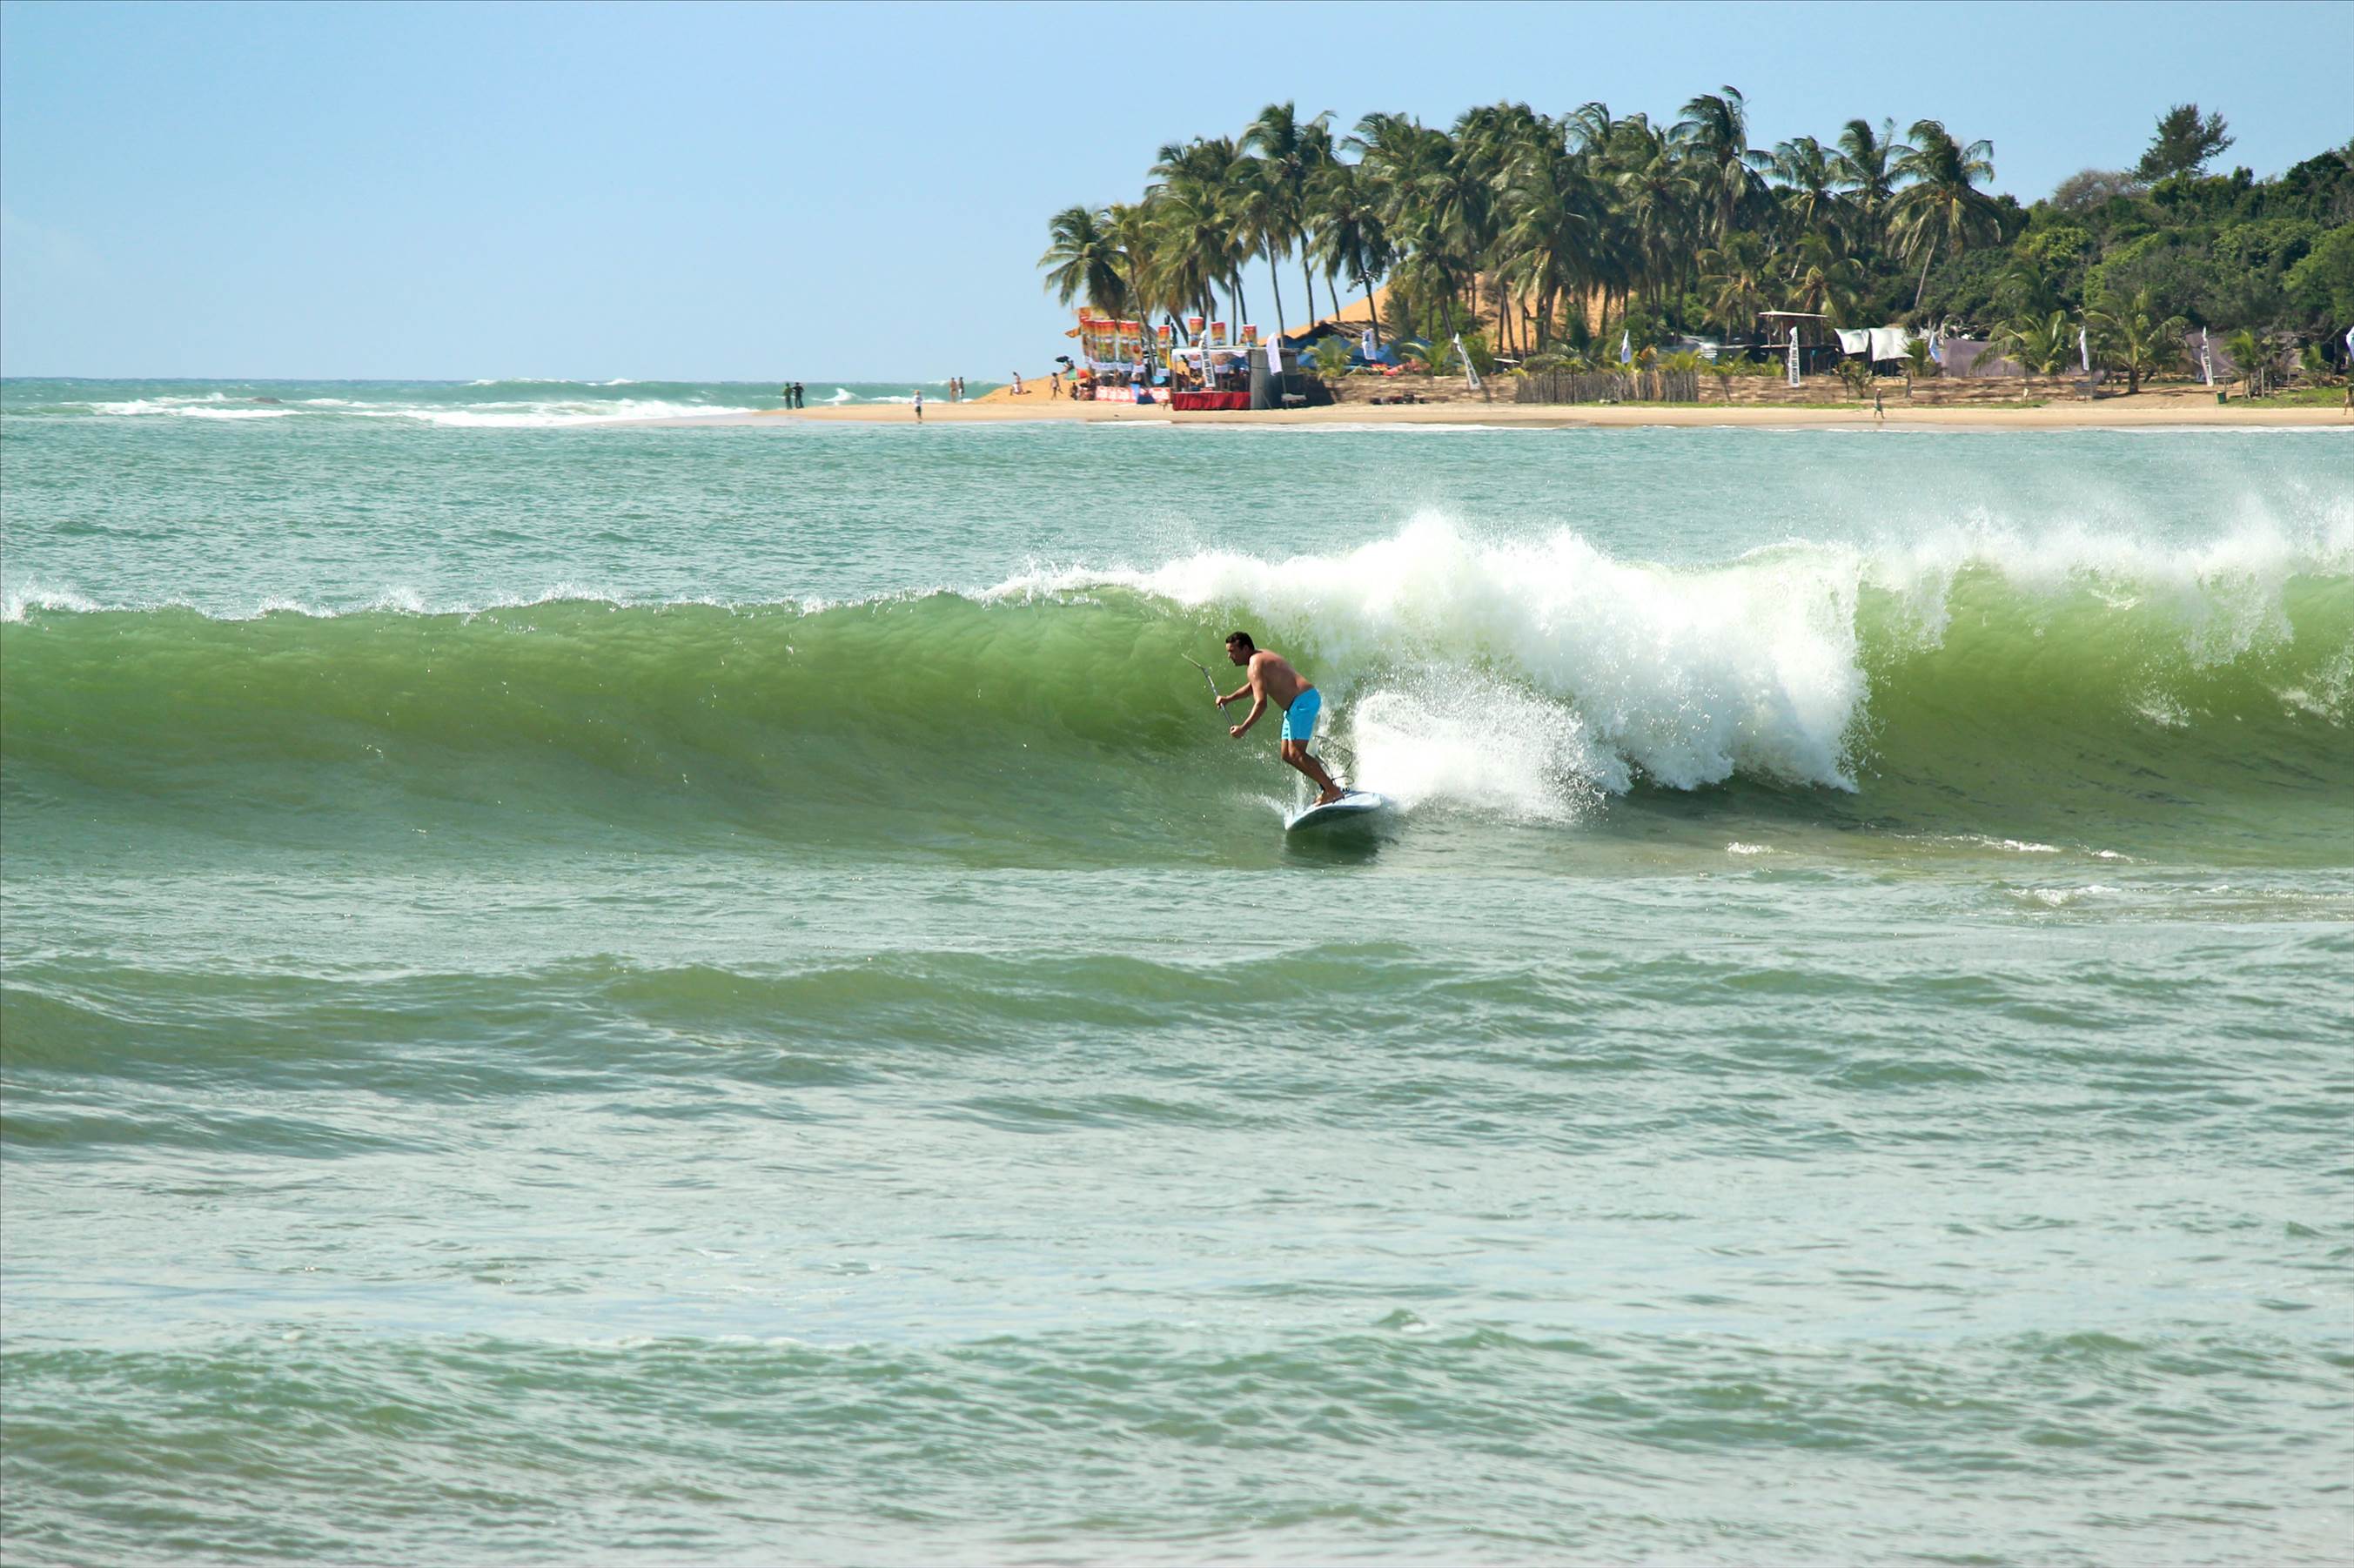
[[9, 379, 989, 426]]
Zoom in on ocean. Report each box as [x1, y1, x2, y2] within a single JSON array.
[[3, 379, 2350, 1566]]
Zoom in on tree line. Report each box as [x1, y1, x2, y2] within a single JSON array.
[[1040, 93, 2354, 383]]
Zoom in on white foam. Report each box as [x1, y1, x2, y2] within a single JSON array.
[[359, 399, 759, 428], [2, 581, 101, 622], [1345, 677, 1607, 821], [1000, 513, 1868, 793], [83, 396, 292, 419], [988, 508, 2353, 799]]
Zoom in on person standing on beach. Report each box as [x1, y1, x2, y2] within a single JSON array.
[[1216, 631, 1345, 807], [912, 389, 923, 421], [793, 382, 805, 409]]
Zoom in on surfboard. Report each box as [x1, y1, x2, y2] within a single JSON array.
[[1283, 790, 1389, 832]]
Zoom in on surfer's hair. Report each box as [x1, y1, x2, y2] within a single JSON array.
[[1225, 631, 1255, 652]]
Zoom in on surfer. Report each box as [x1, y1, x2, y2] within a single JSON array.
[[1217, 631, 1345, 806]]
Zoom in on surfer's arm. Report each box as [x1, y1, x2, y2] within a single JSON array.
[[1229, 694, 1266, 736]]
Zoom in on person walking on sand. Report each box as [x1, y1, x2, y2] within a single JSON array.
[[1050, 369, 1061, 399], [1215, 631, 1345, 806], [912, 389, 923, 422]]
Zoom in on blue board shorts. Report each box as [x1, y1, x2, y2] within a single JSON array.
[[1280, 687, 1321, 744]]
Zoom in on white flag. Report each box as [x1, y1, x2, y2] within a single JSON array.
[[1619, 329, 1632, 365], [2079, 324, 2092, 375], [1787, 331, 1801, 387], [2200, 327, 2215, 387]]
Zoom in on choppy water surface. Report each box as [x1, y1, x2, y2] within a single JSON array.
[[3, 385, 2351, 1565]]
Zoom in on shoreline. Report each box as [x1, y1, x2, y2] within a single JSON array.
[[687, 398, 2351, 430]]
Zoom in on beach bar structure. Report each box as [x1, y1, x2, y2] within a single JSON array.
[[1070, 312, 1264, 405]]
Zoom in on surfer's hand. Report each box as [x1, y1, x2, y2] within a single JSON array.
[[1229, 724, 1245, 739]]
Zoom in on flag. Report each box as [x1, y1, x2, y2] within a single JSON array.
[[2200, 327, 2215, 387], [1619, 329, 1632, 365], [1787, 330, 1801, 387], [2078, 323, 2092, 376]]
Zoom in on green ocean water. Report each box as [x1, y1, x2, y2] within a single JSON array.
[[3, 380, 2351, 1565]]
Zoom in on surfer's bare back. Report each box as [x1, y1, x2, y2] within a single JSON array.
[[1216, 631, 1345, 807]]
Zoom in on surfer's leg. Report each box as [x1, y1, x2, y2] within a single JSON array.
[[1283, 740, 1345, 804]]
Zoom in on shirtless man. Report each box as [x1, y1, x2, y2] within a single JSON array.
[[1216, 631, 1345, 806]]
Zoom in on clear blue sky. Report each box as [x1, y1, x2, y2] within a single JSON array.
[[3, 0, 2347, 379]]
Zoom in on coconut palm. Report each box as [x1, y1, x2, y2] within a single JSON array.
[[1769, 135, 1841, 236], [1675, 86, 1769, 248], [1832, 117, 1908, 250], [1243, 101, 1335, 327], [1698, 231, 1771, 338], [2223, 327, 2270, 397], [1498, 128, 1602, 348], [1888, 120, 2001, 309], [1453, 101, 1546, 346], [1606, 115, 1700, 312], [1038, 205, 1128, 316], [2083, 288, 2175, 393], [1148, 137, 1251, 324], [1307, 162, 1392, 345], [1143, 177, 1239, 325], [1986, 309, 2076, 377], [1784, 231, 1866, 319]]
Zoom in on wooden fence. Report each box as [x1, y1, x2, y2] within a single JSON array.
[[1514, 368, 1700, 405]]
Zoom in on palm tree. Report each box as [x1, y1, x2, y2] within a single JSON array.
[[1832, 117, 1908, 251], [1224, 156, 1291, 337], [1888, 120, 2000, 310], [1986, 309, 2076, 378], [1698, 231, 1771, 338], [1453, 102, 1546, 347], [1038, 205, 1129, 316], [2084, 288, 2174, 393], [1307, 161, 1392, 345], [1675, 86, 1768, 249], [1142, 176, 1238, 325], [1901, 333, 1935, 392], [2223, 327, 2270, 397], [1606, 115, 1700, 314], [1149, 137, 1251, 325], [1769, 135, 1840, 237], [1785, 231, 1866, 320], [1351, 112, 1484, 338], [1243, 101, 1335, 328], [1497, 125, 1601, 348]]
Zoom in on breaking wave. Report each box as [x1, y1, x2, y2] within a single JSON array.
[[5, 519, 2348, 857]]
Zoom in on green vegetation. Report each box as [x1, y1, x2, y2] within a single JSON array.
[[1039, 95, 2354, 387]]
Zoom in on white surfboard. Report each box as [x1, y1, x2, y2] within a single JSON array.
[[1283, 789, 1389, 832]]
